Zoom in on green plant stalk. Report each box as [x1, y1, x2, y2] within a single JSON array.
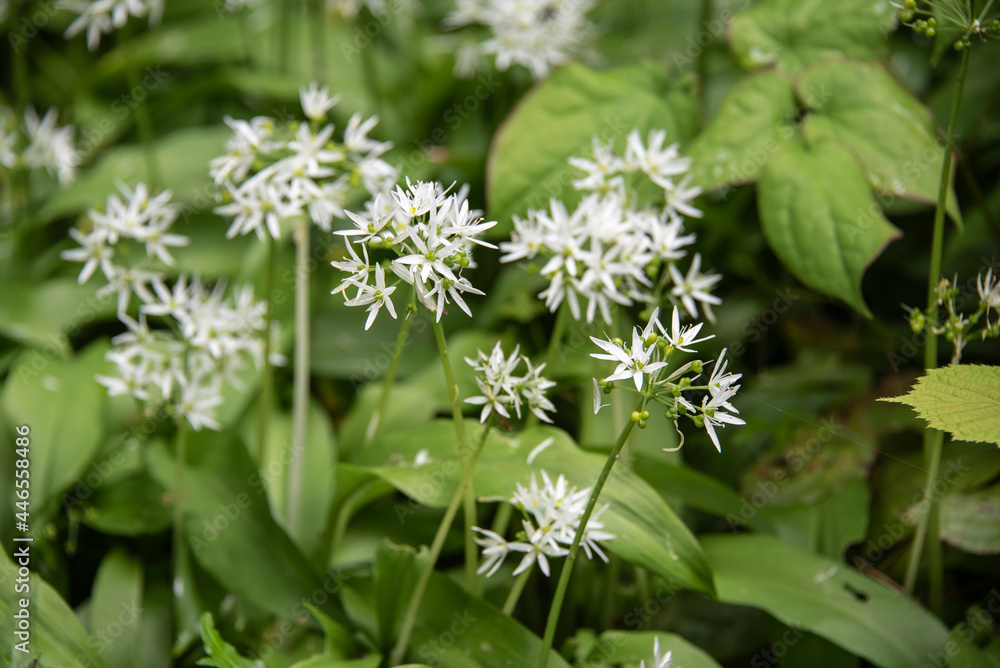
[[277, 0, 294, 72], [310, 0, 326, 81], [431, 318, 478, 591], [120, 24, 160, 186], [697, 0, 712, 110], [389, 423, 492, 665], [360, 288, 417, 451], [172, 420, 188, 588], [535, 394, 647, 668], [256, 234, 277, 466], [903, 45, 971, 610], [287, 217, 311, 537], [503, 566, 533, 615], [12, 0, 30, 110]]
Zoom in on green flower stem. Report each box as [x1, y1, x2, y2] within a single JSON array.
[[287, 217, 311, 537], [390, 422, 493, 666], [120, 23, 160, 186], [489, 501, 513, 540], [535, 394, 647, 668], [697, 0, 712, 109], [544, 302, 573, 369], [12, 0, 29, 110], [503, 566, 533, 615], [310, 0, 326, 81], [360, 288, 417, 452], [172, 420, 188, 588], [431, 318, 479, 591], [256, 234, 277, 466], [903, 46, 971, 612], [277, 0, 293, 72]]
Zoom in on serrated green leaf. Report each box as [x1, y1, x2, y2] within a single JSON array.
[[757, 137, 900, 316], [0, 547, 106, 668], [351, 420, 716, 596], [882, 365, 1000, 445], [729, 0, 895, 72], [702, 534, 950, 668], [799, 60, 961, 226], [687, 71, 798, 189], [487, 62, 698, 232]]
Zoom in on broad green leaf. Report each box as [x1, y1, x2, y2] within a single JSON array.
[[729, 0, 895, 72], [242, 399, 337, 554], [352, 420, 716, 596], [0, 547, 106, 668], [90, 549, 144, 668], [198, 612, 263, 668], [799, 60, 962, 225], [79, 473, 171, 536], [147, 433, 350, 625], [940, 484, 1000, 555], [0, 279, 116, 353], [487, 62, 698, 230], [41, 126, 231, 222], [302, 602, 358, 660], [341, 570, 572, 667], [882, 365, 1000, 445], [759, 479, 871, 559], [373, 541, 419, 653], [757, 137, 900, 316], [1, 341, 109, 513], [702, 534, 950, 668], [580, 631, 723, 668], [686, 71, 798, 189], [948, 622, 1000, 667]]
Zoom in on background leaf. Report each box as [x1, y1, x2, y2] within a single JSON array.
[[757, 137, 900, 316], [882, 365, 1000, 445]]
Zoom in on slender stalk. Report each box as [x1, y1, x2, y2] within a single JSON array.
[[12, 0, 30, 110], [310, 0, 326, 81], [544, 302, 573, 369], [256, 234, 277, 466], [904, 46, 971, 611], [360, 289, 417, 451], [389, 423, 492, 666], [277, 0, 294, 72], [697, 0, 712, 111], [535, 395, 646, 668], [503, 566, 533, 615], [431, 318, 478, 591], [120, 24, 160, 186], [287, 217, 311, 537], [172, 420, 188, 588]]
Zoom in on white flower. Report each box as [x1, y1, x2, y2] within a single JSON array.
[[62, 0, 164, 51], [669, 253, 722, 322], [463, 342, 555, 423], [299, 82, 342, 122], [473, 470, 612, 577], [216, 177, 301, 240], [176, 373, 224, 431], [21, 106, 80, 184], [445, 0, 596, 80], [978, 269, 1000, 309], [662, 305, 713, 353], [698, 349, 744, 452], [344, 263, 398, 330], [624, 129, 691, 191], [590, 328, 668, 392], [61, 228, 114, 284], [640, 638, 672, 668]]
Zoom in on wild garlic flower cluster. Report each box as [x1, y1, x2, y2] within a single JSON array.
[[591, 306, 743, 452], [902, 270, 1000, 365], [332, 179, 497, 324], [501, 129, 720, 325], [0, 106, 80, 185], [60, 181, 188, 314], [97, 281, 282, 431], [212, 82, 396, 241], [61, 181, 280, 430], [61, 0, 164, 51], [445, 0, 595, 79], [472, 470, 613, 577], [463, 342, 555, 424], [640, 638, 673, 668]]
